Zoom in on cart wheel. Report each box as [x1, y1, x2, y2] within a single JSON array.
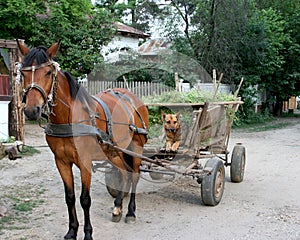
[[230, 144, 246, 183], [105, 167, 129, 198], [201, 158, 225, 206], [149, 171, 163, 180]]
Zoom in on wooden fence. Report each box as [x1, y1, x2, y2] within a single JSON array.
[[80, 80, 232, 98], [80, 81, 173, 98]]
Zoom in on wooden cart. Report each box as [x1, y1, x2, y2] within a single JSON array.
[[94, 99, 246, 206]]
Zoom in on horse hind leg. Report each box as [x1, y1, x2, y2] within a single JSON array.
[[125, 153, 141, 224], [109, 154, 130, 223], [112, 167, 130, 222]]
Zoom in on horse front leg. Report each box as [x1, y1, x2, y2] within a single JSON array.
[[80, 167, 93, 240], [56, 160, 79, 240]]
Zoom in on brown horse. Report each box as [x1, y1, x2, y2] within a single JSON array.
[[17, 40, 148, 240]]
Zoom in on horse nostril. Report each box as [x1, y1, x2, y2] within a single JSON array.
[[24, 106, 41, 120], [36, 106, 41, 114]]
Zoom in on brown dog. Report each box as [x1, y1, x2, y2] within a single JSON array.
[[162, 111, 182, 153]]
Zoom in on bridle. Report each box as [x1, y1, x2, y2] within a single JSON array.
[[17, 60, 60, 118]]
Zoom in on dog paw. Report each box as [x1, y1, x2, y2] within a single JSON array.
[[159, 147, 166, 152]]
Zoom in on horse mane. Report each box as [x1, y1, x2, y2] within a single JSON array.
[[63, 71, 94, 106], [22, 46, 49, 67]]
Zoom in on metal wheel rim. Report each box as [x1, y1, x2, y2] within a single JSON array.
[[215, 168, 225, 198], [241, 154, 246, 176]]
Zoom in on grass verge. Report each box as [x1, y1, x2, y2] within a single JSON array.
[[0, 185, 46, 235]]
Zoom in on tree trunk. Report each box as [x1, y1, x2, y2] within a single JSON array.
[[273, 99, 283, 116]]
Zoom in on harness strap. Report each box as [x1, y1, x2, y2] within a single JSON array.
[[45, 123, 110, 142], [107, 90, 134, 124], [23, 83, 48, 103], [91, 96, 113, 140], [108, 89, 148, 130]]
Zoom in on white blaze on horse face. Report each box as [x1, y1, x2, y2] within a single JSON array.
[[23, 66, 54, 107]]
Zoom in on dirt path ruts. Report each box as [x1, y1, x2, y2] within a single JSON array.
[[0, 120, 300, 240]]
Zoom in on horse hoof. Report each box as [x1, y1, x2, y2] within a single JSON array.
[[64, 236, 76, 240], [125, 216, 136, 224], [84, 234, 93, 240], [112, 213, 122, 222], [64, 230, 77, 240]]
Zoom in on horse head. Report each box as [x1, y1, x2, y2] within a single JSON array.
[[17, 40, 61, 120]]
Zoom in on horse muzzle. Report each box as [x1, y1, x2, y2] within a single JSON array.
[[24, 105, 42, 120]]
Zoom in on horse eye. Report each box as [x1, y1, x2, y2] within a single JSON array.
[[46, 70, 52, 76]]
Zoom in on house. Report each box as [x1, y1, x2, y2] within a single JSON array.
[[102, 22, 150, 63], [138, 38, 171, 59]]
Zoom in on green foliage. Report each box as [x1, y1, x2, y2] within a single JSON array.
[[234, 109, 274, 127], [19, 145, 40, 156], [0, 185, 46, 234], [158, 0, 300, 116], [0, 0, 44, 40], [0, 0, 115, 78], [143, 89, 236, 104], [0, 136, 15, 143], [94, 0, 162, 34]]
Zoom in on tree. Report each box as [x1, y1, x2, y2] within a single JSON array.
[[159, 0, 300, 116], [0, 0, 115, 78], [94, 0, 163, 34], [0, 0, 45, 40], [161, 0, 257, 84]]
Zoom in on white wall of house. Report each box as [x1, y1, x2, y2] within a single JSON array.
[[102, 35, 140, 63]]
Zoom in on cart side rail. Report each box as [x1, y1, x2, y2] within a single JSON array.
[[187, 99, 242, 152]]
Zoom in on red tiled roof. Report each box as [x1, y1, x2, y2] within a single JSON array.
[[138, 39, 171, 55], [114, 22, 150, 38]]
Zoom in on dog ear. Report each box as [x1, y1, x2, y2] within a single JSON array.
[[161, 111, 166, 122], [176, 112, 181, 119]]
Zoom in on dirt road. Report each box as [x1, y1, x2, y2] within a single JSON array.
[[0, 119, 300, 240]]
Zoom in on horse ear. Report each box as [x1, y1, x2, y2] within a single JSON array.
[[16, 39, 30, 56], [47, 40, 61, 59]]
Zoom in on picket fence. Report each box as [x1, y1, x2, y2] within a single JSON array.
[[79, 81, 232, 98], [80, 81, 173, 98]]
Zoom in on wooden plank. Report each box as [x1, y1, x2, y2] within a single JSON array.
[[0, 39, 19, 49]]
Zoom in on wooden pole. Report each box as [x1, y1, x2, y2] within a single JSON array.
[[234, 77, 244, 98], [8, 45, 24, 142], [212, 72, 223, 102], [213, 69, 217, 89], [122, 76, 129, 90], [175, 72, 179, 91]]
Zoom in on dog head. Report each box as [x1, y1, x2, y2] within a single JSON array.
[[162, 112, 181, 133]]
